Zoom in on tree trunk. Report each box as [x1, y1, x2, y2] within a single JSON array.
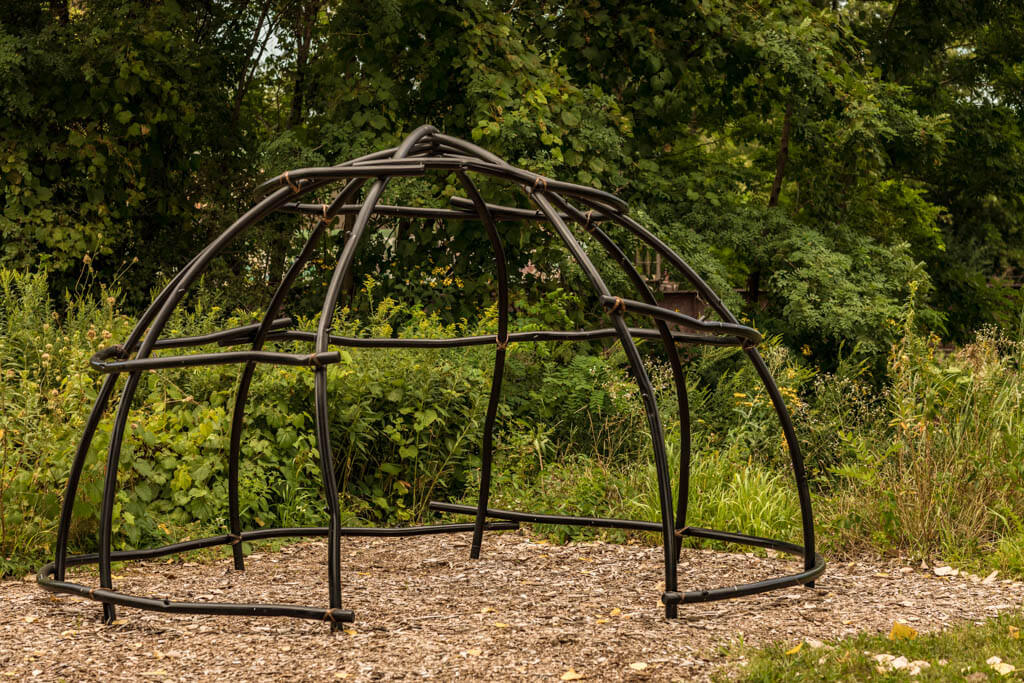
[[768, 103, 792, 209], [53, 0, 68, 24], [232, 0, 273, 123], [288, 1, 319, 129], [747, 103, 793, 306]]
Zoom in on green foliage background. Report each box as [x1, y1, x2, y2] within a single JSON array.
[[3, 0, 1022, 344], [3, 270, 1024, 580], [2, 2, 1024, 582]]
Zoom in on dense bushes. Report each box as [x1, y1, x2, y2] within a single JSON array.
[[2, 269, 1024, 578]]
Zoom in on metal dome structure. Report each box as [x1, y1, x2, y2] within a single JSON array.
[[39, 125, 824, 629]]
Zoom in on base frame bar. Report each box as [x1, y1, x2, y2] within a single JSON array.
[[37, 521, 518, 624], [430, 502, 825, 607]]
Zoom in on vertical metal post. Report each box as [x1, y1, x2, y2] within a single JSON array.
[[455, 172, 509, 559]]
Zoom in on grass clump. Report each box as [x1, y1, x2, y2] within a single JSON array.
[[820, 310, 1024, 573], [730, 611, 1024, 681]]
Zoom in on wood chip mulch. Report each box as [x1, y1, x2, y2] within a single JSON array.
[[3, 530, 1023, 681]]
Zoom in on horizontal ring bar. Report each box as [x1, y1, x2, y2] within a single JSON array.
[[49, 522, 521, 570], [665, 526, 826, 605], [350, 156, 629, 212], [448, 196, 608, 222], [92, 318, 295, 365], [238, 521, 519, 541], [249, 327, 747, 349], [600, 296, 763, 344], [430, 503, 824, 606], [275, 198, 601, 224], [681, 525, 806, 556], [253, 164, 427, 196], [37, 522, 518, 623], [250, 141, 439, 200], [429, 501, 664, 532], [90, 349, 341, 373], [278, 203, 483, 221], [673, 556, 824, 604]]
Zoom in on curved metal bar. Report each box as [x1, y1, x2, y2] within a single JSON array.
[[574, 206, 738, 325], [429, 502, 824, 605], [227, 178, 366, 570], [56, 521, 523, 569], [39, 571, 355, 623], [455, 171, 510, 560], [89, 319, 294, 364], [670, 525, 826, 604], [430, 133, 509, 166], [53, 374, 119, 580], [95, 179, 319, 622], [352, 156, 629, 214], [256, 327, 749, 349], [546, 193, 693, 567], [279, 199, 598, 224], [582, 208, 818, 578], [448, 196, 607, 222], [311, 124, 438, 628], [599, 296, 762, 344], [280, 202, 480, 221], [250, 140, 440, 203], [747, 350, 817, 576], [90, 350, 340, 373], [528, 189, 680, 617], [54, 251, 211, 579], [252, 164, 426, 196]]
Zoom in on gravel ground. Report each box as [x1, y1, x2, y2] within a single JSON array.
[[3, 530, 1023, 681]]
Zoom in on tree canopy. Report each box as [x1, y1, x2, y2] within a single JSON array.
[[2, 0, 1022, 353]]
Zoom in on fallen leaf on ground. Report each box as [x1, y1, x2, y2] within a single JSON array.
[[609, 608, 622, 617], [983, 571, 999, 584], [494, 622, 509, 628], [1008, 626, 1019, 640], [933, 566, 957, 577], [908, 660, 931, 675], [785, 642, 803, 655], [889, 622, 918, 640], [629, 662, 648, 670], [987, 656, 1016, 675], [466, 648, 482, 656], [561, 668, 584, 680]]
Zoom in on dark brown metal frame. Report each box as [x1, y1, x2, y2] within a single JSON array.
[[38, 126, 824, 629]]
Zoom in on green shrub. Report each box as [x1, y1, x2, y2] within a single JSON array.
[[821, 315, 1024, 569], [0, 270, 623, 574], [0, 270, 134, 575], [4, 266, 1024, 583]]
